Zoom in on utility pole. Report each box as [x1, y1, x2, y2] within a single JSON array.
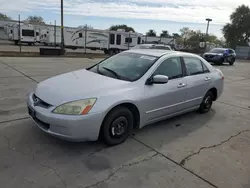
[[205, 18, 212, 35], [54, 20, 56, 47], [18, 14, 21, 52], [61, 0, 64, 52]]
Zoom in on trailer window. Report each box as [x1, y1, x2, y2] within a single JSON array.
[[79, 33, 83, 38], [125, 37, 132, 43], [10, 30, 13, 34], [137, 37, 141, 44], [110, 34, 115, 45], [22, 30, 35, 37], [36, 32, 39, 36], [116, 34, 121, 45]]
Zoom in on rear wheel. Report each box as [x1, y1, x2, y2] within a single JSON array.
[[101, 107, 134, 146], [104, 49, 108, 54], [198, 91, 214, 114]]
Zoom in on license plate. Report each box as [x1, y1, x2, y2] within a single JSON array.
[[28, 106, 36, 118]]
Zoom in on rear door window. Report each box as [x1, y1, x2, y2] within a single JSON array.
[[184, 57, 204, 76]]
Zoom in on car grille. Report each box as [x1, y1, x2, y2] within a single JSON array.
[[32, 94, 52, 108], [34, 116, 50, 130]]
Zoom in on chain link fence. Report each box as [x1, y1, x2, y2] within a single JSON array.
[[0, 18, 177, 56]]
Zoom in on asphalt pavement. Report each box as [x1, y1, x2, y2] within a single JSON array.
[[0, 57, 250, 188]]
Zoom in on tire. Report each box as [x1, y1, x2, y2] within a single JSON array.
[[14, 40, 18, 45], [108, 49, 115, 55], [101, 107, 134, 146], [229, 57, 235, 65], [104, 49, 108, 54], [198, 91, 214, 114], [28, 43, 32, 46], [217, 58, 224, 65]]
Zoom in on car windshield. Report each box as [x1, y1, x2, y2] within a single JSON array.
[[209, 48, 225, 53], [88, 52, 158, 81]]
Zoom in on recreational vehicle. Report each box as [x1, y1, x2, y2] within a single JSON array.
[[64, 28, 143, 54], [141, 36, 175, 45], [7, 24, 37, 45], [40, 28, 61, 46]]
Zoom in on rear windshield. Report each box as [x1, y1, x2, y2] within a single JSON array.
[[209, 48, 225, 53]]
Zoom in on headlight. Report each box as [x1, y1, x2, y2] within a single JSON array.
[[218, 53, 223, 56], [53, 98, 97, 115]]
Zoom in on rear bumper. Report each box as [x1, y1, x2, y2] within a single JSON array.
[[27, 93, 105, 142]]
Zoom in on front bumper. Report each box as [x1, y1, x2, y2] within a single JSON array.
[[203, 55, 223, 62], [27, 93, 104, 142]]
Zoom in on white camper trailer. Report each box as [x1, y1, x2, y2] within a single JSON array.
[[35, 29, 40, 43], [64, 28, 143, 54], [8, 24, 36, 45], [142, 36, 175, 45], [40, 28, 61, 46]]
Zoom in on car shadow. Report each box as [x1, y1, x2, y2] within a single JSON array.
[[133, 108, 216, 150], [26, 108, 216, 155], [210, 62, 231, 67]]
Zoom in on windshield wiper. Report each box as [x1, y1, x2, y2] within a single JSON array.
[[102, 67, 121, 79]]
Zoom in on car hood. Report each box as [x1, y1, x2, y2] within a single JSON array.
[[35, 69, 130, 106]]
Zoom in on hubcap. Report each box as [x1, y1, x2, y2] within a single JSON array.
[[110, 117, 128, 137], [204, 96, 212, 110]]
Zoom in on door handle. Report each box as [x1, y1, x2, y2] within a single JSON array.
[[177, 83, 186, 88], [205, 77, 211, 81]]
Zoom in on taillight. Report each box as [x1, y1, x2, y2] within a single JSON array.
[[216, 68, 224, 80]]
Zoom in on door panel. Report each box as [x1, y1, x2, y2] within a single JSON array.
[[142, 56, 187, 123], [144, 78, 187, 122], [184, 74, 211, 108], [183, 57, 211, 108]]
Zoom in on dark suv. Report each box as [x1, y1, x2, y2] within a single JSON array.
[[203, 48, 236, 65]]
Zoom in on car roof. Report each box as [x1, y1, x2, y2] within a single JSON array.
[[138, 44, 170, 47], [126, 49, 179, 57], [213, 48, 231, 50]]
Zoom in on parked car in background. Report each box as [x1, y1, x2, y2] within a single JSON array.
[[27, 49, 224, 146], [203, 48, 236, 65], [132, 44, 173, 51]]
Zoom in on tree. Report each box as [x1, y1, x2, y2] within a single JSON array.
[[109, 24, 135, 32], [0, 13, 11, 20], [179, 27, 193, 39], [160, 30, 171, 37], [172, 33, 180, 38], [146, 29, 157, 37], [25, 16, 45, 25], [222, 5, 250, 48]]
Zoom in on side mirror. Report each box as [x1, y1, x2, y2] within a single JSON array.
[[146, 75, 169, 85]]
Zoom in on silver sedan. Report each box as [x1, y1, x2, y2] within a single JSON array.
[[27, 49, 224, 146]]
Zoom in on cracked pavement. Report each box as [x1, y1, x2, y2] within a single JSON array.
[[0, 57, 250, 188]]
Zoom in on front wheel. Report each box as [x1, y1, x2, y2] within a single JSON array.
[[198, 91, 214, 114], [217, 58, 224, 65], [229, 57, 235, 65], [101, 107, 134, 146]]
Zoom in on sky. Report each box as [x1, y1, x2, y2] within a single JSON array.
[[1, 0, 250, 38]]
